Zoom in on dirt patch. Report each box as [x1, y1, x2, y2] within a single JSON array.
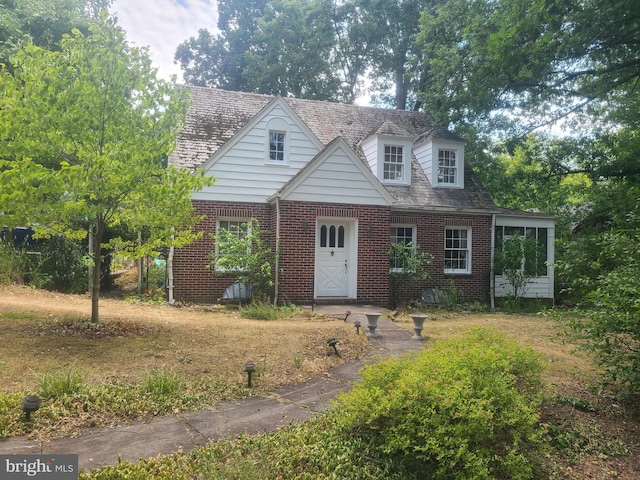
[[26, 319, 167, 338]]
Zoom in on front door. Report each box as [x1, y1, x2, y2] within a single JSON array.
[[315, 220, 355, 297]]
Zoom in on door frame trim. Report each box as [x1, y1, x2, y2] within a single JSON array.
[[314, 217, 358, 299]]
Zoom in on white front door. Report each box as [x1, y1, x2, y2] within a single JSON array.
[[315, 219, 355, 297]]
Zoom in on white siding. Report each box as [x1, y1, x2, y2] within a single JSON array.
[[360, 136, 377, 174], [194, 104, 320, 203], [495, 276, 553, 298], [414, 139, 433, 183], [283, 144, 391, 205]]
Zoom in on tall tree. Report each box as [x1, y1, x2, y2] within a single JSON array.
[[243, 0, 340, 99], [175, 0, 349, 101], [417, 0, 640, 132], [0, 0, 110, 66], [354, 0, 433, 110], [0, 19, 212, 323]]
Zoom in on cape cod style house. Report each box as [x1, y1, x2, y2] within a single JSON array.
[[168, 86, 555, 306]]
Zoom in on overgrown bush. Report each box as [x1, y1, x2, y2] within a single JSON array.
[[0, 242, 28, 284], [333, 328, 547, 479], [0, 236, 87, 292], [558, 258, 640, 395], [238, 302, 300, 320], [39, 366, 85, 399]]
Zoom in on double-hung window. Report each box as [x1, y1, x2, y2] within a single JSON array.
[[269, 131, 285, 162], [215, 219, 250, 271], [390, 225, 416, 271], [444, 228, 471, 274], [437, 149, 457, 185], [384, 145, 404, 182]]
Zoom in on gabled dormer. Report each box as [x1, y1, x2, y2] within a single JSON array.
[[414, 131, 466, 189], [360, 121, 414, 186]]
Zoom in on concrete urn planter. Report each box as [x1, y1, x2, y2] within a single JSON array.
[[410, 314, 427, 341], [365, 312, 382, 338]]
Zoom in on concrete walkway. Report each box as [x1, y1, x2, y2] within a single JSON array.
[[0, 306, 425, 472]]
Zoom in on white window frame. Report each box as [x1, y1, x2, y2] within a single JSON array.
[[390, 224, 417, 272], [437, 148, 458, 186], [383, 144, 405, 183], [444, 227, 471, 274], [268, 130, 286, 162], [215, 218, 251, 272], [496, 225, 549, 277]]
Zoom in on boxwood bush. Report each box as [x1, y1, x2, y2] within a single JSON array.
[[332, 328, 547, 479]]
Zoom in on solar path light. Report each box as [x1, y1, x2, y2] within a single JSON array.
[[354, 320, 361, 335], [326, 338, 340, 356], [20, 395, 41, 421], [244, 361, 256, 388]]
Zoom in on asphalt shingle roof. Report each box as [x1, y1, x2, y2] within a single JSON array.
[[169, 86, 498, 212]]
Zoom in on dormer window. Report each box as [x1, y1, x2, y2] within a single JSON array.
[[413, 138, 465, 188], [269, 131, 285, 161], [437, 149, 457, 184], [384, 145, 404, 181]]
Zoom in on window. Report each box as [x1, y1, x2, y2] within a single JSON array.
[[437, 149, 457, 184], [384, 145, 404, 181], [269, 131, 285, 161], [444, 228, 471, 273], [215, 219, 250, 271], [390, 225, 416, 270], [320, 224, 345, 248], [495, 225, 548, 276]]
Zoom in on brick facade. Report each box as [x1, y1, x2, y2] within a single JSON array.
[[172, 200, 492, 305]]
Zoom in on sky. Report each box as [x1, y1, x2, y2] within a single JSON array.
[[109, 0, 218, 82]]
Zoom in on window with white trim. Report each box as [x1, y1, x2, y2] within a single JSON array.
[[215, 219, 250, 271], [384, 145, 404, 182], [390, 225, 416, 271], [268, 131, 285, 162], [444, 228, 471, 273], [495, 225, 548, 276], [437, 149, 457, 185]]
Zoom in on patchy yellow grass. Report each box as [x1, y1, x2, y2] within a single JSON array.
[[0, 286, 368, 393], [387, 310, 601, 389]]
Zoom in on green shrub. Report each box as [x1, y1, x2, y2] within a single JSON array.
[[333, 328, 547, 479], [39, 366, 85, 399], [143, 369, 181, 395], [239, 302, 300, 320], [0, 242, 28, 285]]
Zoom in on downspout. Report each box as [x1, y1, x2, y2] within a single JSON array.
[[490, 213, 496, 311], [274, 193, 281, 306], [167, 243, 175, 305]]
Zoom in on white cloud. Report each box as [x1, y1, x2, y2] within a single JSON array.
[[110, 0, 218, 82]]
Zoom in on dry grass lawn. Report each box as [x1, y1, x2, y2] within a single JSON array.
[[1, 285, 639, 478], [0, 286, 368, 393]]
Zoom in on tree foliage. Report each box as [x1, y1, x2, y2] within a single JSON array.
[[0, 19, 212, 322], [0, 0, 110, 67], [417, 0, 640, 132]]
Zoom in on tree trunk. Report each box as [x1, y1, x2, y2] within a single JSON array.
[[91, 214, 104, 323]]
